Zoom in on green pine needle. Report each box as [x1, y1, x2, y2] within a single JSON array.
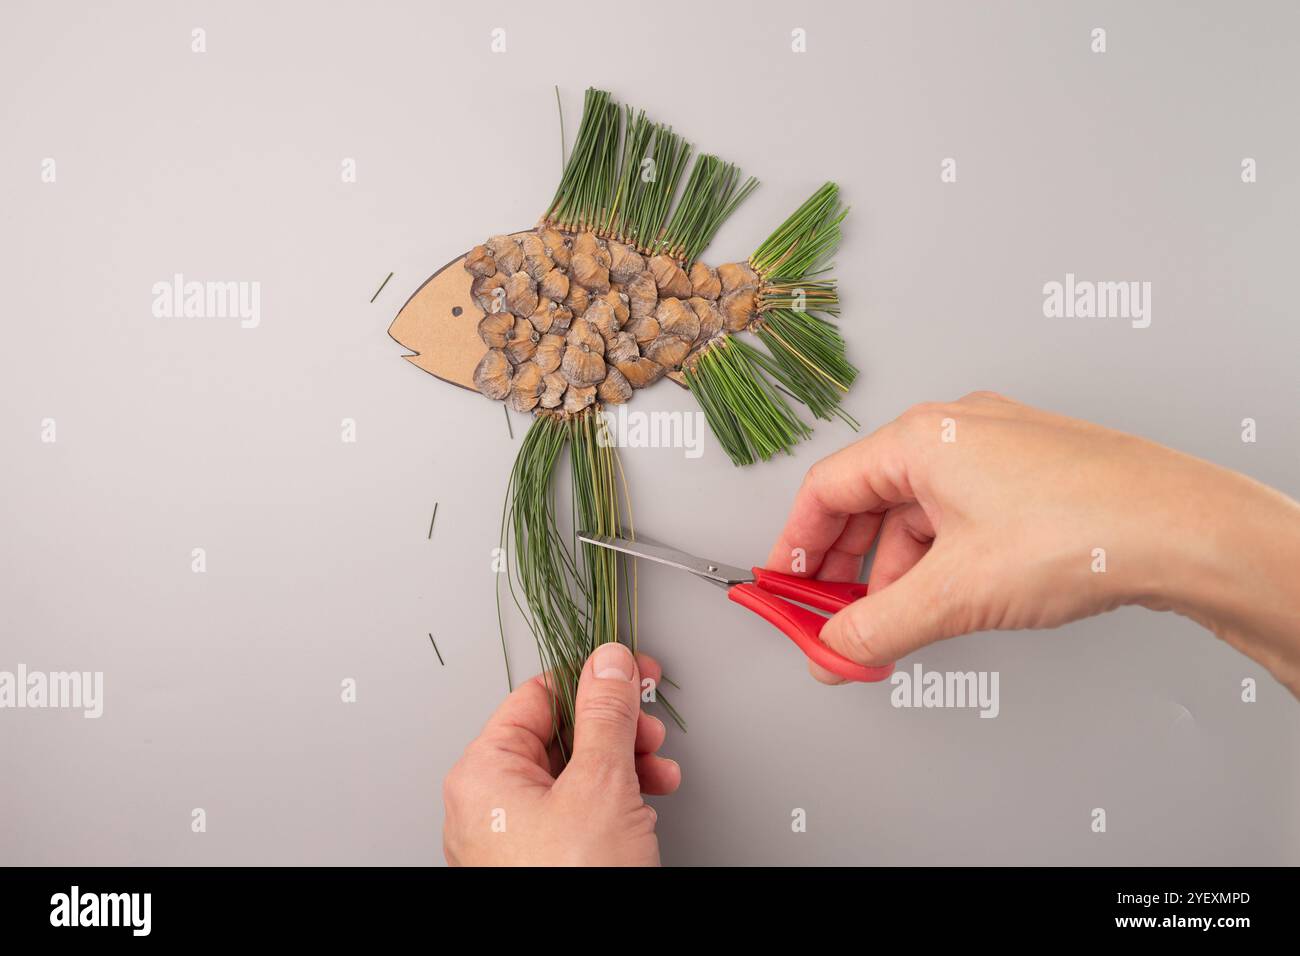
[[684, 338, 813, 466], [546, 89, 620, 230], [717, 182, 860, 435], [750, 182, 847, 282], [662, 155, 759, 265], [498, 409, 684, 757], [546, 88, 756, 263]]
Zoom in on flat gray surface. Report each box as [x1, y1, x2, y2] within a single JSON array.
[[2, 0, 1297, 865]]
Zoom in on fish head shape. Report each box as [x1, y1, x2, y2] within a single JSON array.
[[388, 235, 530, 391]]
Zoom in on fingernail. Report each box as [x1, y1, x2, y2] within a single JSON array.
[[592, 642, 635, 681]]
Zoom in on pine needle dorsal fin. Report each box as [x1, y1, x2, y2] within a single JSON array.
[[544, 88, 757, 263], [545, 89, 621, 232], [662, 156, 758, 265]]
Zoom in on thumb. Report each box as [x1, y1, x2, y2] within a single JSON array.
[[569, 642, 641, 771], [821, 551, 969, 669]]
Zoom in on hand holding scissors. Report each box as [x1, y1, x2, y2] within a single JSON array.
[[580, 533, 894, 683]]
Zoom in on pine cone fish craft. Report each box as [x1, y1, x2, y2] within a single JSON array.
[[389, 89, 857, 741]]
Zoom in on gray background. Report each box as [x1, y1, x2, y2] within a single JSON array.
[[2, 0, 1297, 865]]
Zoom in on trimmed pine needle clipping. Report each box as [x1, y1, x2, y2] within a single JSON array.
[[456, 88, 860, 743]]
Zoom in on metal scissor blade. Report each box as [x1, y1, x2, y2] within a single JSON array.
[[577, 533, 753, 589]]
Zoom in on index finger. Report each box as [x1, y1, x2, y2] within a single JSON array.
[[475, 672, 562, 769], [477, 654, 665, 766], [765, 420, 918, 577]]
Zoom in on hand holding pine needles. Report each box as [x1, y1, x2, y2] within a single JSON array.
[[442, 644, 681, 866], [499, 408, 680, 755]]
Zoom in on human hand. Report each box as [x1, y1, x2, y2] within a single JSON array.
[[442, 643, 681, 865], [767, 392, 1300, 694]]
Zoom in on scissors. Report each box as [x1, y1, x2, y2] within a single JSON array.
[[578, 533, 894, 683]]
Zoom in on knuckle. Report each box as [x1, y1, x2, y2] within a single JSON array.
[[581, 749, 625, 779], [948, 564, 994, 635], [570, 748, 636, 793], [624, 802, 658, 837], [833, 607, 884, 663], [898, 402, 927, 424], [923, 559, 983, 639], [931, 592, 974, 641], [581, 691, 639, 728], [442, 743, 494, 811], [802, 456, 833, 495], [960, 389, 1007, 404], [900, 401, 947, 430]]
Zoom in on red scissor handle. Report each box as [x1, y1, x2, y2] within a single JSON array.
[[750, 567, 867, 612], [728, 568, 894, 683]]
